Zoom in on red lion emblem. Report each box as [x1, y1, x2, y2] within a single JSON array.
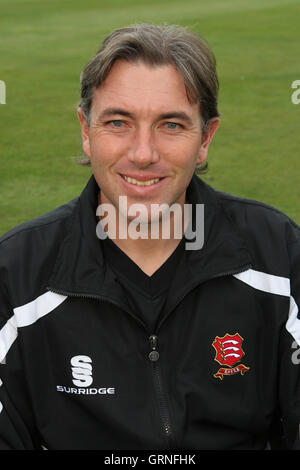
[[212, 333, 250, 379]]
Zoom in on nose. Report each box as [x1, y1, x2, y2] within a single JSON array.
[[128, 127, 159, 167]]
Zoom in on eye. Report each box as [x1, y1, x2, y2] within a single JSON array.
[[165, 122, 182, 130], [110, 120, 124, 128]]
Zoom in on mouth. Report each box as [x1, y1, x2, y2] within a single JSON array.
[[120, 175, 164, 187]]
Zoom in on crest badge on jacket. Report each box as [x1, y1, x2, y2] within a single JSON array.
[[212, 333, 250, 380]]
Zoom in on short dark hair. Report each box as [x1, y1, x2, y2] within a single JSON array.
[[78, 23, 220, 172]]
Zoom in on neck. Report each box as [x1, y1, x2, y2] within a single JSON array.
[[113, 236, 183, 276], [97, 193, 188, 275]]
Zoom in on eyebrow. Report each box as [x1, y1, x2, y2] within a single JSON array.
[[158, 112, 193, 126], [96, 108, 134, 121], [95, 108, 194, 126]]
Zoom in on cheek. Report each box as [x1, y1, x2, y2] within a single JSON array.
[[159, 139, 201, 169], [89, 136, 121, 167]]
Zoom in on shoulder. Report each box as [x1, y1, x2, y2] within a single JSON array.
[[199, 184, 300, 276], [214, 188, 300, 245], [0, 198, 79, 308], [0, 198, 78, 250]]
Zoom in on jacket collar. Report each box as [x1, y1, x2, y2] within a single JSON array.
[[48, 174, 252, 299]]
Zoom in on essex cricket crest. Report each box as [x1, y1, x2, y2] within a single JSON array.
[[212, 332, 250, 380]]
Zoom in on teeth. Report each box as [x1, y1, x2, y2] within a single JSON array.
[[123, 176, 160, 186]]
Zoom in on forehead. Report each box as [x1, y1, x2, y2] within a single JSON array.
[[90, 60, 200, 117]]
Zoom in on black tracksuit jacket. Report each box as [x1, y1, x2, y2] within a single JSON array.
[[0, 174, 300, 450]]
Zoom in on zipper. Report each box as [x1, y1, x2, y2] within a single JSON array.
[[156, 263, 252, 332], [47, 287, 146, 330], [210, 264, 252, 280], [47, 263, 251, 449], [48, 286, 177, 449], [145, 264, 252, 447], [48, 264, 251, 332], [148, 334, 176, 449]]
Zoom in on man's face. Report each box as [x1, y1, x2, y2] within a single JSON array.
[[78, 60, 219, 222]]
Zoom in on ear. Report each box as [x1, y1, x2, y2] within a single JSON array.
[[197, 118, 220, 165], [77, 108, 91, 158]]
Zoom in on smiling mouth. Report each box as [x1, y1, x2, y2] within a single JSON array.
[[121, 175, 163, 186]]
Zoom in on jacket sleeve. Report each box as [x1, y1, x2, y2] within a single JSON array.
[[0, 379, 36, 449], [272, 224, 300, 449], [0, 283, 37, 449]]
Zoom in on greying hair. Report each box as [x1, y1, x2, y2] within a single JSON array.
[[78, 23, 220, 173]]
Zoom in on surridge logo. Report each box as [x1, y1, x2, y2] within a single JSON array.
[[71, 355, 93, 387], [56, 355, 115, 395]]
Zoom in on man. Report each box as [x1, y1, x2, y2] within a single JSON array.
[[0, 23, 300, 450]]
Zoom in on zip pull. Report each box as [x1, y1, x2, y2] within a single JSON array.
[[149, 334, 160, 362]]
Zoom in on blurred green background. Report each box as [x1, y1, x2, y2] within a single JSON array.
[[0, 0, 299, 235]]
